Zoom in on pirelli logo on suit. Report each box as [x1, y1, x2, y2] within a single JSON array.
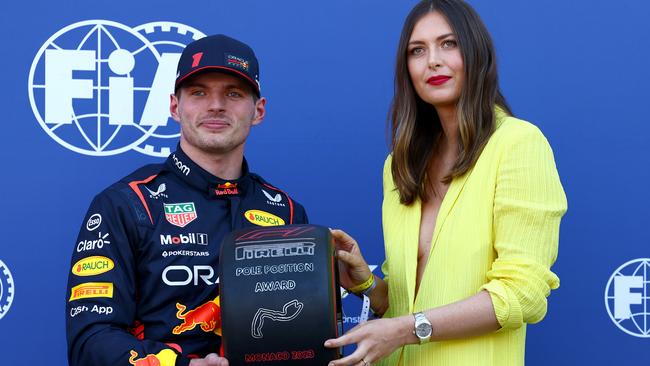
[[69, 282, 114, 301]]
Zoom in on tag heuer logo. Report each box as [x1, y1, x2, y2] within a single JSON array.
[[164, 202, 197, 228]]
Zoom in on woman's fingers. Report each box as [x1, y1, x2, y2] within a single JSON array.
[[330, 229, 358, 252]]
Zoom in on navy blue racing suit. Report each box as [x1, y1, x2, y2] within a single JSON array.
[[66, 147, 308, 366]]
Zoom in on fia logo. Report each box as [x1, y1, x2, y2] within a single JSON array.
[[0, 260, 15, 320], [605, 258, 650, 337], [28, 20, 205, 157]]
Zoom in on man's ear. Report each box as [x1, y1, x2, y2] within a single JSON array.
[[170, 93, 181, 122], [251, 97, 266, 126]]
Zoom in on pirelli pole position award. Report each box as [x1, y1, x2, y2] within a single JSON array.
[[219, 225, 343, 365]]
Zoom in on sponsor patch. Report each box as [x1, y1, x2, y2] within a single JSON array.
[[244, 210, 285, 227], [226, 54, 249, 71], [145, 183, 168, 199], [173, 297, 221, 335], [69, 282, 114, 301], [129, 349, 178, 366], [164, 202, 197, 227], [160, 233, 208, 245], [72, 256, 115, 276], [77, 231, 111, 252], [70, 304, 114, 317], [162, 250, 210, 258], [172, 154, 190, 175], [215, 182, 239, 196], [262, 189, 286, 207], [86, 214, 102, 231]]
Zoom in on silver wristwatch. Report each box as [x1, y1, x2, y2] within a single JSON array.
[[413, 312, 432, 344]]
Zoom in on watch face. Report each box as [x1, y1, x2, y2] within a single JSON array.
[[416, 323, 432, 337]]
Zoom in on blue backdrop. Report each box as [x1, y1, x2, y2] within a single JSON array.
[[0, 0, 649, 364]]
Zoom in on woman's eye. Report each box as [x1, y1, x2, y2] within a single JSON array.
[[442, 39, 457, 48], [409, 47, 425, 55]]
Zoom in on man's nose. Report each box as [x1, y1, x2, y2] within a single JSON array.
[[207, 93, 226, 111]]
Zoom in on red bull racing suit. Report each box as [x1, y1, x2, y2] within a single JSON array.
[[66, 147, 308, 366]]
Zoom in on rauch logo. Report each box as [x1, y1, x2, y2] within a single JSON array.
[[244, 210, 285, 227]]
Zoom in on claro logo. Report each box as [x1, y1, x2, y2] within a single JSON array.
[[77, 232, 111, 252], [162, 265, 218, 286]]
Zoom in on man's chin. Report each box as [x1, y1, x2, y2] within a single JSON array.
[[197, 141, 244, 155]]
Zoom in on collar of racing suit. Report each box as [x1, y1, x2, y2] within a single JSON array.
[[165, 145, 252, 198]]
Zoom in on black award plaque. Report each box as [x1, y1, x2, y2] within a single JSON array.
[[219, 225, 342, 365]]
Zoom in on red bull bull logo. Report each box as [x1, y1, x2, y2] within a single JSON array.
[[128, 348, 177, 366], [173, 297, 222, 335]]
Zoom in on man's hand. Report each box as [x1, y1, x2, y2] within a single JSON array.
[[189, 354, 229, 366]]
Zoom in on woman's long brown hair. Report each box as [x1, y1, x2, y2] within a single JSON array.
[[390, 0, 512, 205]]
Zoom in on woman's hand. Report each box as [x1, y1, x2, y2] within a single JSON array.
[[189, 353, 229, 366], [331, 229, 373, 290], [324, 315, 415, 366]]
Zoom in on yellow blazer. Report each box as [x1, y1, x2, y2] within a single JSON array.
[[378, 110, 567, 366]]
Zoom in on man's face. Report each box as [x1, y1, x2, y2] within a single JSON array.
[[170, 72, 265, 156]]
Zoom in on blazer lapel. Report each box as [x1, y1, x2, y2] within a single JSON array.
[[430, 169, 473, 250], [399, 199, 421, 312]]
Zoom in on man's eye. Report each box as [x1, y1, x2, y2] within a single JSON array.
[[227, 91, 242, 98], [191, 90, 206, 96]]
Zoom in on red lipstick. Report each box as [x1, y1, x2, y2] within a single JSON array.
[[427, 76, 451, 86]]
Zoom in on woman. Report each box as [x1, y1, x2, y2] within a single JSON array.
[[325, 1, 567, 365]]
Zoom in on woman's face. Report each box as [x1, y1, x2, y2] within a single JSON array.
[[407, 11, 464, 109]]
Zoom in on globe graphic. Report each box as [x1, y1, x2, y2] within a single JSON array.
[[28, 20, 164, 156], [605, 258, 650, 338]]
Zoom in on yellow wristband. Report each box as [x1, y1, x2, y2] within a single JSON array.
[[348, 274, 375, 294]]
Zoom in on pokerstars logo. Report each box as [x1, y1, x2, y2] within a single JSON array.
[[28, 21, 206, 157], [605, 258, 650, 337]]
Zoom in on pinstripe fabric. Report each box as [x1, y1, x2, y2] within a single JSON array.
[[378, 110, 567, 366]]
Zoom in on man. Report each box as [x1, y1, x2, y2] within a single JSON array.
[[66, 34, 308, 366]]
